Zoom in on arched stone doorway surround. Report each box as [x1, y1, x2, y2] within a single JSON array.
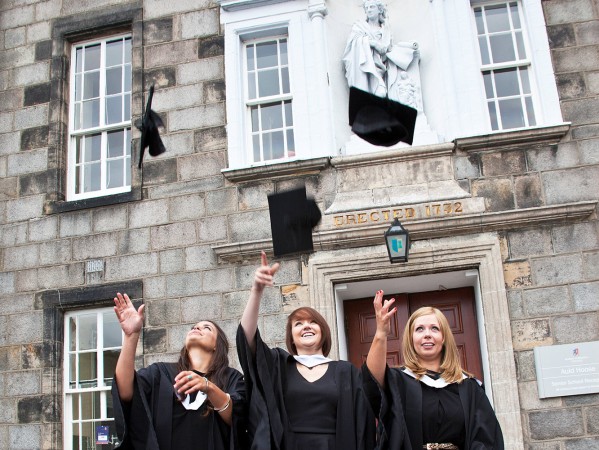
[[308, 232, 524, 450]]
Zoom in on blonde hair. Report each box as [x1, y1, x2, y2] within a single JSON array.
[[401, 306, 468, 384]]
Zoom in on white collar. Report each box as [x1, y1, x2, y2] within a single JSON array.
[[402, 367, 467, 388], [179, 391, 207, 410], [293, 354, 332, 368]]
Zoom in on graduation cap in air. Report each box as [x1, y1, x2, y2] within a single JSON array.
[[137, 85, 166, 168], [267, 186, 322, 257], [348, 86, 418, 147]]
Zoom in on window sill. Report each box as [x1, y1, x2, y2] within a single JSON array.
[[222, 157, 330, 183], [455, 123, 571, 152], [44, 188, 141, 215]]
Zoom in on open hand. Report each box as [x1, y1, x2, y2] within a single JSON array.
[[113, 292, 145, 336], [373, 290, 396, 337], [253, 251, 280, 291]]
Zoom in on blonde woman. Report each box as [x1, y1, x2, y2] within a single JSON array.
[[364, 290, 504, 450]]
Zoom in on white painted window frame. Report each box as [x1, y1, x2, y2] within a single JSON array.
[[67, 33, 132, 201], [63, 307, 123, 450]]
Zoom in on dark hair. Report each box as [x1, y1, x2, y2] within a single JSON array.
[[177, 320, 230, 409], [285, 307, 332, 357]]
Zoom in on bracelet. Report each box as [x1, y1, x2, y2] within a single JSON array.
[[215, 393, 231, 413], [203, 376, 209, 391]]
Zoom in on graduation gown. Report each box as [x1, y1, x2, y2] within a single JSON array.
[[362, 365, 504, 450], [237, 325, 376, 450], [111, 362, 247, 450]]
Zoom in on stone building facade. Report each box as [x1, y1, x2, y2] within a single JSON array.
[[0, 0, 598, 449]]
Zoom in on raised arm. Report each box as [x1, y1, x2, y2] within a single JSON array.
[[113, 293, 145, 402], [366, 290, 396, 388], [240, 251, 279, 353]]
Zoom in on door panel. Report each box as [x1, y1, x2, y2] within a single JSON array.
[[344, 287, 483, 380]]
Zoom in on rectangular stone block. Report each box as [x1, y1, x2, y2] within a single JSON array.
[[146, 298, 181, 326], [202, 267, 234, 293], [514, 174, 543, 208], [0, 131, 21, 156], [169, 103, 225, 132], [508, 228, 553, 259], [6, 194, 44, 222], [543, 0, 595, 25], [471, 178, 515, 212], [165, 272, 202, 298], [515, 350, 536, 381], [72, 233, 119, 260], [553, 221, 599, 254], [262, 313, 288, 343], [579, 138, 599, 164], [169, 193, 205, 221], [0, 177, 18, 199], [151, 221, 197, 249], [14, 104, 48, 130], [26, 21, 51, 43], [205, 188, 237, 216], [522, 285, 571, 317], [511, 318, 552, 351], [153, 84, 203, 113], [105, 253, 159, 281], [552, 312, 599, 344], [547, 24, 576, 48], [92, 205, 127, 232], [5, 27, 26, 49], [8, 424, 41, 450], [144, 40, 197, 68], [3, 243, 39, 270], [185, 244, 217, 271], [531, 254, 583, 287], [565, 438, 599, 450], [562, 97, 599, 126], [118, 228, 151, 255], [556, 72, 586, 100], [503, 261, 532, 288], [146, 177, 224, 200], [0, 293, 34, 315], [518, 380, 562, 411], [159, 248, 185, 274], [8, 311, 43, 345], [529, 408, 584, 440], [143, 17, 173, 44], [481, 151, 526, 176], [180, 294, 222, 322], [181, 9, 219, 39], [23, 82, 51, 106], [37, 263, 84, 289], [12, 62, 50, 86], [7, 148, 47, 176], [229, 210, 271, 242], [4, 370, 41, 396], [143, 276, 166, 300], [128, 199, 169, 228], [198, 216, 228, 242], [0, 222, 27, 246], [143, 0, 211, 19], [59, 211, 92, 237], [179, 59, 224, 86], [20, 125, 49, 151], [28, 216, 57, 242], [198, 35, 224, 59], [203, 79, 225, 103], [144, 327, 167, 354]]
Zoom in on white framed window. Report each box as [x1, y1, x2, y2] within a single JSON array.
[[244, 36, 296, 163], [474, 1, 536, 130], [68, 34, 132, 201], [63, 308, 123, 450]]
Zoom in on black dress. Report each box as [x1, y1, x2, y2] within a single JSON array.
[[237, 325, 376, 450], [111, 362, 247, 450], [362, 365, 503, 450]]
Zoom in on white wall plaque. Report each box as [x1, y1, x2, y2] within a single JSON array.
[[534, 341, 599, 398]]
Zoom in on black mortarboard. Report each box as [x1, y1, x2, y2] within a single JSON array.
[[267, 186, 322, 257], [348, 86, 417, 147], [137, 85, 166, 168]]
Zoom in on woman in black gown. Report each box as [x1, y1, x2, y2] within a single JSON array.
[[111, 292, 246, 450], [364, 290, 504, 450], [237, 252, 375, 450]]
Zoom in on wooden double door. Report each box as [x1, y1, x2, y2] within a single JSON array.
[[344, 287, 483, 380]]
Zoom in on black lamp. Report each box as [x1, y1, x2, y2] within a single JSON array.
[[384, 218, 410, 263]]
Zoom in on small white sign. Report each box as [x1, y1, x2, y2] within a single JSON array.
[[86, 259, 104, 273], [534, 341, 599, 398]]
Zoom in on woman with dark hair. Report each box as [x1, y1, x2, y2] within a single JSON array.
[[364, 291, 504, 450], [237, 252, 375, 450], [111, 292, 246, 450]]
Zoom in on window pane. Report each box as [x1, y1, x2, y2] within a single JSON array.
[[83, 72, 100, 99], [515, 31, 526, 59], [281, 67, 290, 94], [485, 4, 510, 33], [124, 65, 132, 92], [106, 67, 122, 95], [107, 130, 124, 158], [79, 314, 97, 349], [84, 163, 101, 192], [284, 101, 293, 126], [103, 350, 120, 383], [248, 72, 256, 99], [79, 352, 98, 388], [84, 44, 101, 71], [71, 394, 79, 420], [287, 130, 295, 157], [280, 39, 288, 65], [251, 106, 259, 132], [125, 128, 131, 156], [478, 36, 490, 65], [525, 96, 536, 126], [510, 2, 521, 28], [107, 160, 124, 189], [268, 131, 284, 159], [489, 34, 516, 63], [70, 354, 77, 387], [483, 72, 494, 98], [76, 47, 83, 72], [106, 39, 123, 67], [261, 103, 283, 130], [488, 102, 499, 130], [74, 103, 81, 130], [494, 68, 520, 97], [84, 134, 102, 162], [106, 96, 123, 124], [258, 69, 280, 97], [474, 8, 485, 34], [75, 165, 82, 194], [253, 135, 261, 162], [499, 98, 525, 129], [256, 41, 278, 69], [520, 67, 531, 94], [81, 422, 94, 450], [124, 38, 131, 64], [69, 317, 77, 351], [246, 45, 255, 70], [124, 93, 131, 121], [82, 100, 100, 128], [125, 157, 131, 186], [75, 74, 82, 101]]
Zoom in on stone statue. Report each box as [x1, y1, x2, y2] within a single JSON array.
[[343, 0, 421, 111]]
